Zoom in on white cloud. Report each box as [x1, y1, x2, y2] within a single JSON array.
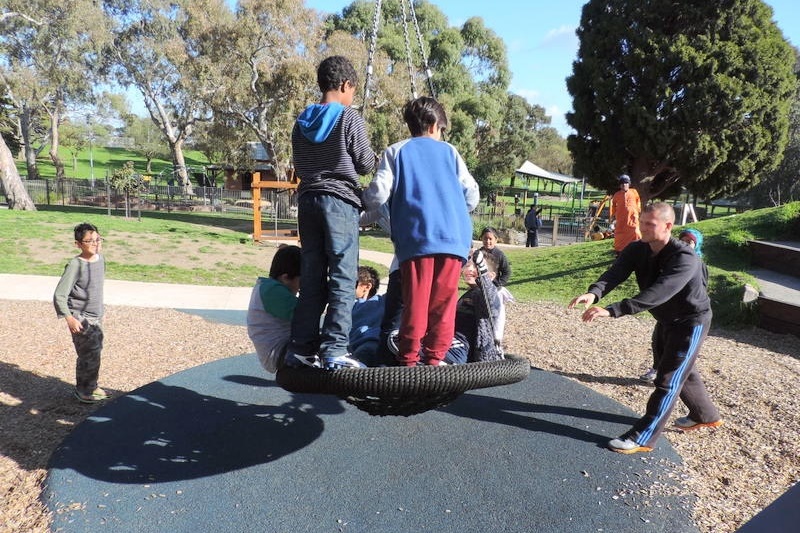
[[512, 88, 542, 102], [540, 25, 578, 49]]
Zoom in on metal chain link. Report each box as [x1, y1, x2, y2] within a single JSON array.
[[407, 0, 436, 99], [399, 0, 418, 99], [362, 0, 383, 117]]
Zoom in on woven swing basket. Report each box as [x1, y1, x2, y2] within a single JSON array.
[[276, 354, 531, 416]]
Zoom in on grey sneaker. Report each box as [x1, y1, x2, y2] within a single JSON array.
[[674, 417, 723, 431], [386, 329, 400, 356], [284, 351, 322, 369], [607, 437, 653, 454], [639, 368, 657, 382], [323, 354, 366, 370]]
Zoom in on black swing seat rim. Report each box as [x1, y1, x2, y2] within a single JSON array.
[[276, 354, 531, 397]]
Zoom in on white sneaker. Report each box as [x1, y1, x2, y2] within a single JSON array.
[[608, 437, 653, 454], [323, 354, 366, 370]]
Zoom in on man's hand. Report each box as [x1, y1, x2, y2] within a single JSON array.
[[580, 306, 610, 323], [568, 293, 595, 310]]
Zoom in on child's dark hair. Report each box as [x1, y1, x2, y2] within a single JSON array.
[[403, 96, 448, 137], [357, 265, 380, 298], [317, 56, 358, 93], [269, 245, 302, 279], [74, 222, 98, 242], [480, 226, 498, 239]]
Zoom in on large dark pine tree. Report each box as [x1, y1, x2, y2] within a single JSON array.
[[566, 0, 798, 202]]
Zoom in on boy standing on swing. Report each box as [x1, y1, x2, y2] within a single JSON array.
[[287, 55, 377, 370], [363, 96, 479, 366]]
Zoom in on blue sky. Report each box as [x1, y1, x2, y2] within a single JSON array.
[[306, 0, 800, 137]]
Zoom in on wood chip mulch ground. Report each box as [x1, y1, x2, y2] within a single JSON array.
[[1, 299, 798, 533]]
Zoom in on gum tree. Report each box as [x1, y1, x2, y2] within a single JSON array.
[[566, 0, 798, 203], [198, 0, 322, 176], [1, 1, 109, 182], [102, 0, 224, 192]]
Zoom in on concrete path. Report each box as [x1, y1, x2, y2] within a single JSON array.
[[0, 249, 395, 310]]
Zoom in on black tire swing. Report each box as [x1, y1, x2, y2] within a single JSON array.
[[277, 355, 531, 416], [275, 0, 530, 416]]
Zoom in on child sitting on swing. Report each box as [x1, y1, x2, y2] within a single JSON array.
[[247, 245, 302, 373]]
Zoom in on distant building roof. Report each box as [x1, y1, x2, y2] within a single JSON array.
[[549, 171, 582, 185], [246, 142, 274, 162], [515, 160, 553, 179], [515, 161, 581, 185]]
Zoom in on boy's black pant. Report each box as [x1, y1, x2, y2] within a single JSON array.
[[625, 313, 720, 448], [72, 322, 103, 394]]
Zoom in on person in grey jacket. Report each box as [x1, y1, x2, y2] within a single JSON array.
[[569, 202, 722, 454], [53, 222, 108, 403]]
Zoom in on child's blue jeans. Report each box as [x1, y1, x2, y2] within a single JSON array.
[[291, 192, 360, 359]]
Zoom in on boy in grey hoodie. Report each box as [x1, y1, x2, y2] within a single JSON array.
[[287, 55, 376, 370]]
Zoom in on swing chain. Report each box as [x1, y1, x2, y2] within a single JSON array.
[[399, 0, 418, 99], [362, 0, 383, 117], [362, 0, 436, 114], [407, 0, 436, 99]]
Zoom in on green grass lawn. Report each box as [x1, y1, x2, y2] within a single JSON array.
[[28, 145, 210, 180], [2, 202, 797, 327]]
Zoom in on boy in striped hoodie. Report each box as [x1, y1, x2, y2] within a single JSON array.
[[287, 55, 377, 370]]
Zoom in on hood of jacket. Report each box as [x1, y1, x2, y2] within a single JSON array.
[[296, 102, 345, 143]]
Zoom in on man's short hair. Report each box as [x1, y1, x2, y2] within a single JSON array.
[[643, 202, 675, 223], [317, 56, 358, 93], [403, 96, 448, 136], [74, 222, 98, 242], [357, 265, 380, 298], [269, 245, 302, 279]]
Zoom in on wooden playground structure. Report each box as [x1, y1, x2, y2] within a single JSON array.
[[250, 170, 298, 243]]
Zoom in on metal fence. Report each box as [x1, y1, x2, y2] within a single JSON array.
[[4, 178, 299, 220], [471, 203, 594, 246], [4, 178, 598, 247]]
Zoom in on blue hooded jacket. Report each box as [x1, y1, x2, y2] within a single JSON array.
[[296, 103, 344, 143]]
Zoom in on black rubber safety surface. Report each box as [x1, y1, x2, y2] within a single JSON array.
[[45, 353, 697, 533]]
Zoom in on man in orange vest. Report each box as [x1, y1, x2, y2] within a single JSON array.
[[609, 174, 641, 253]]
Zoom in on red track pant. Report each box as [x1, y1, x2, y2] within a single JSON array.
[[398, 255, 462, 366]]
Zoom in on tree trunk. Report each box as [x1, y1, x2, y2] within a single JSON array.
[[20, 106, 39, 180], [0, 135, 37, 210], [254, 132, 281, 179], [49, 105, 65, 181], [169, 139, 194, 195]]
